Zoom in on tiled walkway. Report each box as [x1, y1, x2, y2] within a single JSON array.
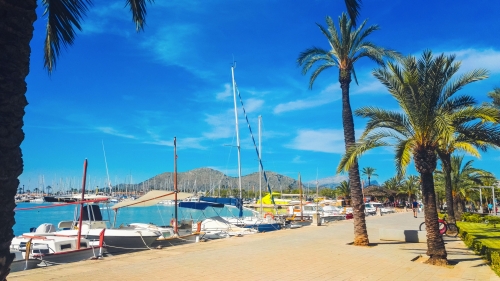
[[9, 212, 499, 280]]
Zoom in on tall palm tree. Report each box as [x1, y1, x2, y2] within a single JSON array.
[[361, 167, 378, 186], [0, 1, 153, 279], [437, 113, 500, 223], [436, 155, 495, 219], [337, 51, 489, 265], [297, 13, 399, 246]]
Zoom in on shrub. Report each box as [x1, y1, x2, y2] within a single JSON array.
[[485, 216, 500, 228]]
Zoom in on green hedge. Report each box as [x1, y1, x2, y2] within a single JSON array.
[[458, 221, 500, 276]]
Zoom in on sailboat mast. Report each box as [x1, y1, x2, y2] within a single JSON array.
[[231, 65, 243, 202], [102, 141, 112, 195], [299, 173, 303, 220], [174, 137, 178, 234], [258, 115, 262, 215]]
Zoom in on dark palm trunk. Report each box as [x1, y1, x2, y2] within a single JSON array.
[[437, 151, 455, 224], [0, 1, 37, 279], [414, 146, 447, 265], [453, 194, 464, 221], [340, 69, 369, 246]]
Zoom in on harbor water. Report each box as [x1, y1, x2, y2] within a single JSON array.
[[13, 202, 254, 235]]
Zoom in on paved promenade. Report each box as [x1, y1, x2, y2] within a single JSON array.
[[9, 212, 499, 281]]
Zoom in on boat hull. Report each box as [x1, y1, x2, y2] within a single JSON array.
[[10, 259, 41, 272], [86, 233, 158, 255], [244, 223, 281, 232], [34, 247, 98, 266]]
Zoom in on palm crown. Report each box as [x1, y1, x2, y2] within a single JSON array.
[[338, 51, 494, 176], [43, 0, 153, 72]]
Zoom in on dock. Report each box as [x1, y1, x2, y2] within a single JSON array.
[[9, 212, 499, 280]]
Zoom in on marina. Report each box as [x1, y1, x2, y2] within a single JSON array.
[[9, 212, 498, 280]]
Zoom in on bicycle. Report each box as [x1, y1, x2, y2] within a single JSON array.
[[419, 215, 459, 237]]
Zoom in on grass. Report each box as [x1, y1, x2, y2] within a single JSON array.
[[457, 221, 500, 276]]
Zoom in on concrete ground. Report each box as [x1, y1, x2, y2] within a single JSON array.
[[9, 212, 499, 281]]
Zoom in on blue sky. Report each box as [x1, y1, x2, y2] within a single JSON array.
[[19, 0, 500, 192]]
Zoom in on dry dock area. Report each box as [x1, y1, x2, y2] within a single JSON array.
[[10, 212, 499, 281]]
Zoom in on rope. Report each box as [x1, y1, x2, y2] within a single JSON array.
[[234, 83, 275, 205], [136, 231, 153, 250]]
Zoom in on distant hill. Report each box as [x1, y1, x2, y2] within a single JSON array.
[[114, 168, 298, 194]]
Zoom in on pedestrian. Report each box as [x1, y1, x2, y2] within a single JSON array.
[[488, 202, 493, 214], [412, 199, 419, 218]]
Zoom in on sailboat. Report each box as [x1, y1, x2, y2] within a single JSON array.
[[221, 66, 282, 232]]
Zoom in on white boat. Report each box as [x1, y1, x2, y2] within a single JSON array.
[[54, 204, 162, 255], [10, 223, 100, 267]]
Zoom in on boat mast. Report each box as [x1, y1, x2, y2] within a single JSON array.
[[174, 137, 178, 234], [102, 140, 112, 195], [258, 115, 262, 215], [299, 173, 303, 220], [77, 159, 88, 250], [231, 65, 243, 217]]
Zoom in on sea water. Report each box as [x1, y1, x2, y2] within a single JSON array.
[[13, 202, 254, 235]]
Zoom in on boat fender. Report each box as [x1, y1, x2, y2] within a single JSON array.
[[196, 221, 202, 232], [170, 218, 176, 227], [264, 212, 274, 220]]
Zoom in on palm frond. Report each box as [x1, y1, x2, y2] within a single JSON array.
[[125, 0, 154, 31], [43, 0, 92, 73], [337, 136, 389, 173], [344, 0, 361, 27]]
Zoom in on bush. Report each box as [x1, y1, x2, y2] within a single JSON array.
[[459, 225, 500, 276], [485, 216, 500, 228], [462, 213, 485, 223]]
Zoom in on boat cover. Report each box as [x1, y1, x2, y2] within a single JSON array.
[[112, 191, 193, 209], [178, 201, 224, 210]]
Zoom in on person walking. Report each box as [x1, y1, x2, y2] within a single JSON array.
[[488, 202, 493, 214], [412, 199, 419, 218]]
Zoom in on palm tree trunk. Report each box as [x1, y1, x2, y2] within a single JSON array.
[[340, 69, 369, 246], [453, 194, 464, 221], [414, 146, 447, 265], [0, 1, 37, 280], [437, 152, 455, 224]]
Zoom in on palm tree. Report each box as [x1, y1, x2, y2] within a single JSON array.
[[335, 180, 351, 202], [361, 167, 378, 186], [297, 13, 399, 246], [0, 1, 153, 279], [487, 88, 500, 108], [337, 51, 489, 265], [436, 115, 500, 224], [436, 155, 495, 219], [399, 175, 420, 202]]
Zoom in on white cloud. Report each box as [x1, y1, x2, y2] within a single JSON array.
[[292, 156, 304, 163], [351, 79, 387, 95], [453, 48, 500, 74], [216, 84, 232, 100], [96, 127, 136, 139], [243, 98, 264, 113], [141, 24, 213, 79], [273, 83, 340, 114], [202, 111, 234, 139], [286, 129, 346, 153]]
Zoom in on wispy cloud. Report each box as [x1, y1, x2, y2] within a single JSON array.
[[286, 129, 346, 153], [202, 110, 234, 139], [292, 156, 304, 163], [453, 48, 500, 74], [243, 98, 264, 113], [96, 127, 136, 139], [141, 24, 214, 79], [216, 84, 232, 100], [273, 83, 340, 114]]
